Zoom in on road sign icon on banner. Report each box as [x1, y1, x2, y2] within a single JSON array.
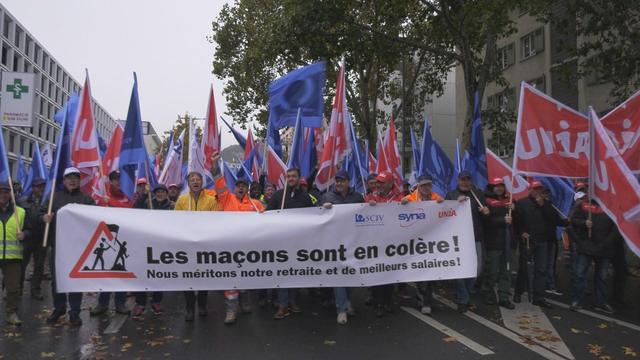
[[69, 221, 136, 279]]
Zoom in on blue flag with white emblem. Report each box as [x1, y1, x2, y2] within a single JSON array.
[[418, 117, 457, 197], [462, 92, 488, 190], [268, 61, 326, 129]]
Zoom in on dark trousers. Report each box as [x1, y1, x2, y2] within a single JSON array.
[[50, 247, 82, 315], [483, 249, 511, 302], [572, 254, 610, 306], [416, 282, 433, 307], [372, 284, 393, 307], [515, 240, 548, 302], [98, 292, 127, 308], [135, 292, 163, 306], [611, 240, 627, 301], [21, 240, 47, 291], [1, 260, 22, 314], [183, 291, 207, 310]]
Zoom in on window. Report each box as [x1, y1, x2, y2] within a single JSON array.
[[14, 26, 22, 49], [487, 88, 516, 112], [25, 36, 32, 58], [12, 54, 19, 71], [34, 44, 40, 64], [3, 15, 10, 38], [528, 76, 546, 92], [19, 137, 25, 155], [497, 43, 515, 70], [521, 27, 544, 60], [1, 43, 8, 66], [9, 133, 15, 153], [42, 53, 49, 71]]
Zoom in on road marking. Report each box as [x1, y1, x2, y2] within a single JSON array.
[[501, 301, 575, 359], [546, 299, 640, 332], [433, 294, 569, 360], [103, 314, 128, 334], [401, 306, 495, 356]]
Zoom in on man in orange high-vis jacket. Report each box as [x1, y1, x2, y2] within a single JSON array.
[[208, 151, 264, 325], [401, 175, 444, 316]]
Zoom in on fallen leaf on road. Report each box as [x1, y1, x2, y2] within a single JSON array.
[[599, 356, 612, 360], [570, 328, 582, 334], [597, 323, 609, 329], [552, 316, 562, 320], [443, 336, 457, 343], [324, 340, 336, 346], [146, 340, 164, 347], [588, 344, 604, 356], [183, 339, 192, 344], [40, 352, 56, 358], [622, 346, 637, 356], [121, 342, 133, 352]]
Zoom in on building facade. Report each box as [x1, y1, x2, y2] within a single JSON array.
[[0, 4, 118, 177]]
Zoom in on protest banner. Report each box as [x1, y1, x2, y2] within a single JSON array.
[[55, 201, 477, 292]]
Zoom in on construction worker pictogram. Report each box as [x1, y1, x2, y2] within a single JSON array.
[[69, 221, 136, 279]]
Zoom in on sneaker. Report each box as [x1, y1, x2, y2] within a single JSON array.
[[420, 306, 432, 315], [569, 302, 582, 311], [46, 309, 66, 324], [337, 312, 347, 325], [594, 303, 615, 315], [6, 312, 22, 326], [89, 305, 108, 317], [273, 307, 290, 320], [115, 305, 130, 315], [545, 289, 563, 296], [224, 311, 237, 324], [290, 304, 302, 313], [185, 309, 195, 322], [68, 313, 82, 326], [132, 305, 145, 319], [150, 303, 163, 315]]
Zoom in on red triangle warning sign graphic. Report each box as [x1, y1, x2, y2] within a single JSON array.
[[69, 221, 136, 279]]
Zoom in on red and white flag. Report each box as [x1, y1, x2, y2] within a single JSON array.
[[601, 90, 640, 173], [375, 135, 389, 175], [266, 145, 287, 189], [383, 116, 403, 188], [369, 151, 377, 174], [513, 82, 589, 178], [202, 86, 221, 170], [70, 71, 104, 199], [589, 107, 640, 257], [102, 125, 124, 175], [486, 149, 529, 200], [245, 129, 255, 160], [315, 60, 352, 191]]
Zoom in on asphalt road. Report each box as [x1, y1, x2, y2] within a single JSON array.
[[2, 260, 639, 360]]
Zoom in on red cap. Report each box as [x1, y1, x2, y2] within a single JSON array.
[[299, 178, 308, 186], [490, 177, 505, 186], [529, 180, 544, 189], [136, 178, 148, 185], [575, 182, 587, 190], [376, 172, 394, 184]]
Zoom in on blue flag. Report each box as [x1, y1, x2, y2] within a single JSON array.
[[164, 131, 174, 160], [0, 127, 9, 185], [119, 73, 150, 198], [53, 92, 79, 129], [409, 127, 421, 183], [43, 104, 73, 205], [537, 176, 574, 217], [220, 117, 247, 149], [266, 111, 283, 158], [16, 157, 27, 190], [346, 111, 367, 190], [23, 143, 47, 197], [301, 128, 317, 180], [268, 61, 326, 129], [418, 117, 457, 197], [462, 92, 488, 190], [223, 160, 238, 190]]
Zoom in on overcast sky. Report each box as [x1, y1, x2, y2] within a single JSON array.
[[2, 0, 242, 145]]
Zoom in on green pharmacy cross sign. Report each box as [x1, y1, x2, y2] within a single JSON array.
[[6, 78, 29, 99]]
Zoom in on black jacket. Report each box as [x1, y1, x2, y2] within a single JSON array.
[[18, 194, 44, 245], [320, 186, 364, 205], [446, 187, 488, 243], [514, 195, 566, 243], [267, 186, 314, 210], [40, 187, 95, 247], [570, 201, 620, 258], [484, 191, 514, 251], [134, 196, 174, 211]]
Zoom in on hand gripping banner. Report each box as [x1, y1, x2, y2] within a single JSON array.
[[55, 202, 477, 292]]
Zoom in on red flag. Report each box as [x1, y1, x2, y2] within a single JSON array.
[[375, 136, 389, 175], [383, 116, 403, 188], [589, 107, 640, 257], [244, 129, 255, 160], [102, 125, 124, 175], [202, 86, 221, 170], [601, 89, 640, 173], [266, 145, 287, 189], [70, 72, 103, 199], [315, 60, 352, 191], [513, 82, 589, 177], [486, 149, 529, 200]]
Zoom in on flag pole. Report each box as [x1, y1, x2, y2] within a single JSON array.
[[280, 177, 288, 210], [42, 176, 56, 247], [144, 156, 154, 210], [588, 107, 594, 238]]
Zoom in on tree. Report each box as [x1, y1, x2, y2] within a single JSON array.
[[159, 112, 202, 165], [210, 0, 451, 152]]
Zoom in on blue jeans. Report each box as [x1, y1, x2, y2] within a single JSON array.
[[50, 247, 82, 315], [98, 292, 127, 308], [276, 288, 298, 309], [334, 287, 350, 313], [456, 241, 482, 305], [572, 254, 610, 306]]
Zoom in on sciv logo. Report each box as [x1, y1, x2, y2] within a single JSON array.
[[355, 213, 384, 226], [398, 209, 426, 227]]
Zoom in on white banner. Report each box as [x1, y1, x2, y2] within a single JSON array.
[[55, 201, 477, 292], [1, 72, 36, 127]]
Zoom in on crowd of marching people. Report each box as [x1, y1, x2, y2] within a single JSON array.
[[0, 151, 632, 328]]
